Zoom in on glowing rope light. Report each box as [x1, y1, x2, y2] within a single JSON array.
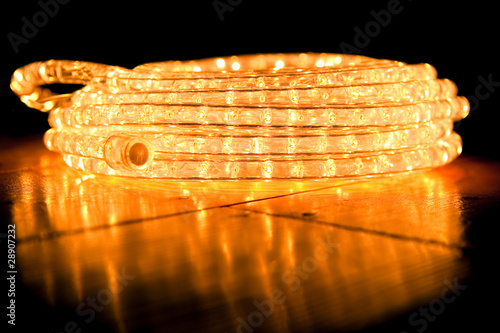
[[11, 53, 469, 179]]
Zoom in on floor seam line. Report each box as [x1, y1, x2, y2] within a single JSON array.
[[230, 206, 468, 251]]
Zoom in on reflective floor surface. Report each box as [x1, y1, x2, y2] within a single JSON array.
[[1, 134, 499, 333]]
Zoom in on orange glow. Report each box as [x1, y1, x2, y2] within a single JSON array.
[[11, 54, 468, 179]]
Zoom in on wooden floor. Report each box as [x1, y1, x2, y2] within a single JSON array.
[[2, 134, 499, 333]]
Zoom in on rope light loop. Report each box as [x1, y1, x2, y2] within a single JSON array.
[[11, 53, 469, 179]]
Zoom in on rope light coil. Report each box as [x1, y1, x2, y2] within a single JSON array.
[[10, 53, 469, 179]]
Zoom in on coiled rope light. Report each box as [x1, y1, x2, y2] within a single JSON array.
[[10, 53, 469, 179]]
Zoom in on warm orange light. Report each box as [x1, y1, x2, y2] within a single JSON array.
[[10, 54, 469, 179]]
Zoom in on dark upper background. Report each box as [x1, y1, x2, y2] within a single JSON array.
[[4, 0, 500, 159]]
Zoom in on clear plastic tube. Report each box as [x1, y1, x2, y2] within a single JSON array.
[[11, 53, 469, 179]]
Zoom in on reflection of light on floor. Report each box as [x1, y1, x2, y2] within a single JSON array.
[[17, 193, 469, 332], [287, 229, 295, 267], [12, 173, 37, 229], [221, 231, 230, 262], [263, 213, 273, 241], [198, 209, 207, 233], [72, 260, 83, 303], [42, 244, 56, 306], [105, 260, 126, 333]]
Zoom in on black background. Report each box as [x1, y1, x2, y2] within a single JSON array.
[[4, 0, 499, 332]]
